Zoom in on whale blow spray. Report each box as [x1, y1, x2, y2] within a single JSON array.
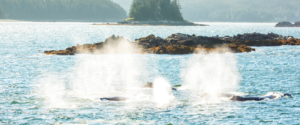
[[38, 37, 144, 108], [153, 77, 175, 107], [182, 48, 240, 103], [70, 37, 142, 100]]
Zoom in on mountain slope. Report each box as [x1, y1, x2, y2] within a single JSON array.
[[0, 6, 4, 19], [112, 0, 300, 22], [181, 0, 300, 22], [0, 0, 127, 21]]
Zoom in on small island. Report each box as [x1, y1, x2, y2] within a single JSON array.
[[93, 0, 208, 26], [44, 32, 300, 55], [275, 21, 300, 27]]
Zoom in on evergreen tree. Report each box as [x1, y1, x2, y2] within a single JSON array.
[[129, 0, 184, 21]]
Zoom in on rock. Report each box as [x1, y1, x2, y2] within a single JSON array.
[[287, 36, 294, 41], [179, 39, 195, 46], [136, 34, 165, 48], [105, 35, 131, 46], [45, 32, 300, 55], [171, 33, 188, 40], [143, 82, 153, 88], [294, 21, 300, 26], [164, 45, 195, 54], [44, 50, 75, 55], [220, 32, 300, 46], [145, 45, 194, 54], [275, 21, 294, 27], [228, 44, 255, 53], [275, 21, 300, 27]]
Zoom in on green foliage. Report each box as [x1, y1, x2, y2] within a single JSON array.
[[124, 18, 134, 21], [181, 0, 300, 22], [0, 0, 127, 21], [129, 0, 184, 21]]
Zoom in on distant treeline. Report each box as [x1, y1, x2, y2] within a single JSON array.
[[129, 0, 184, 21], [181, 0, 300, 22], [0, 0, 127, 21], [0, 6, 4, 19]]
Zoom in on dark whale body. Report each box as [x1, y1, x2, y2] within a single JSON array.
[[229, 93, 292, 101], [100, 93, 292, 102], [100, 97, 128, 101]]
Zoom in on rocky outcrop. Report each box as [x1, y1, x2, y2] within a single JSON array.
[[275, 21, 294, 27], [275, 21, 300, 27], [295, 21, 300, 27], [45, 35, 135, 55], [44, 50, 75, 55], [136, 33, 253, 54], [218, 32, 300, 46], [44, 32, 300, 55]]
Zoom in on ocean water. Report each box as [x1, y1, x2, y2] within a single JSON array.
[[0, 22, 300, 124]]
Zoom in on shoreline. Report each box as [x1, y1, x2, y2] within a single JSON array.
[[92, 23, 209, 26], [0, 20, 286, 24], [0, 19, 30, 22]]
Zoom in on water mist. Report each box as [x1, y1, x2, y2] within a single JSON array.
[[38, 38, 144, 108], [70, 38, 142, 100], [182, 49, 240, 103], [152, 77, 175, 107], [37, 74, 73, 108]]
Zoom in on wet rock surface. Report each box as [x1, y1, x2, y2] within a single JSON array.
[[45, 35, 134, 55], [44, 32, 300, 55], [219, 32, 300, 46]]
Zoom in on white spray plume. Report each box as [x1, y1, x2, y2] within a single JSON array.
[[71, 53, 141, 100], [71, 37, 142, 100], [38, 37, 143, 108], [182, 48, 240, 103], [152, 77, 175, 108], [37, 74, 75, 109]]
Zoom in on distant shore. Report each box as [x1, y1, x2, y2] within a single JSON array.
[[0, 19, 122, 23], [0, 19, 29, 22], [275, 21, 300, 27], [92, 23, 209, 26]]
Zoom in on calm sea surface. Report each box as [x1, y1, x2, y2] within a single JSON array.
[[0, 22, 300, 124]]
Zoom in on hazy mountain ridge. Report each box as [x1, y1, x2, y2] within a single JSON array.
[[0, 0, 127, 21], [181, 0, 300, 22], [113, 0, 300, 22], [0, 6, 4, 19]]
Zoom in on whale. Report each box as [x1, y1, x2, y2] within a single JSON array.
[[100, 97, 128, 101], [211, 92, 292, 101], [229, 93, 292, 101], [100, 93, 292, 102]]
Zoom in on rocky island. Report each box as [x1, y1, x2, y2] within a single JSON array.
[[44, 32, 300, 55], [275, 21, 300, 27], [94, 0, 207, 26]]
